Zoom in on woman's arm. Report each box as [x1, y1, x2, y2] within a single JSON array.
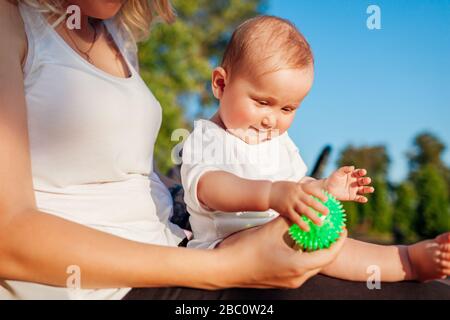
[[0, 1, 224, 290], [1, 209, 230, 289]]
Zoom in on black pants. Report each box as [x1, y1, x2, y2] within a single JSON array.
[[124, 227, 450, 300], [137, 202, 450, 300], [123, 275, 450, 300]]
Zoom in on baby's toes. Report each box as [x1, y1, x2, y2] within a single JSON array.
[[439, 242, 450, 252], [439, 267, 450, 277], [435, 262, 449, 278], [438, 259, 450, 273], [440, 251, 450, 262], [435, 232, 450, 245]]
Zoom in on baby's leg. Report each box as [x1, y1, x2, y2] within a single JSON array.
[[321, 232, 450, 282], [320, 237, 414, 282]]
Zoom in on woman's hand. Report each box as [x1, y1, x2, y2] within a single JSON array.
[[323, 166, 374, 203], [215, 217, 347, 289], [269, 181, 329, 231]]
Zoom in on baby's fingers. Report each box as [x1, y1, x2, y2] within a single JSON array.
[[302, 184, 328, 203], [358, 186, 375, 194], [352, 168, 367, 177], [296, 203, 323, 226], [301, 194, 329, 216], [288, 208, 310, 232], [358, 177, 372, 186], [355, 195, 368, 203]]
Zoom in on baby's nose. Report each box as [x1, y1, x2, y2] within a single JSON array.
[[262, 116, 276, 128]]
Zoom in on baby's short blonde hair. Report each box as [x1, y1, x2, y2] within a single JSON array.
[[221, 15, 313, 78]]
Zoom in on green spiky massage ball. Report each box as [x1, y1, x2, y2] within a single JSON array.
[[289, 191, 346, 251]]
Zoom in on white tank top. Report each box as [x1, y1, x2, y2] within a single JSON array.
[[0, 3, 185, 300]]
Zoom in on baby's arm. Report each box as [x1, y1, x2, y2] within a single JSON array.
[[320, 238, 415, 282], [197, 171, 329, 230], [299, 176, 322, 184], [198, 171, 272, 213], [300, 168, 374, 203]]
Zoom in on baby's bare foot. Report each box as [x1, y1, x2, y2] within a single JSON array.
[[407, 232, 450, 282]]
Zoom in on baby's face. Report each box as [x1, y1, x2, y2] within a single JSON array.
[[214, 65, 314, 144]]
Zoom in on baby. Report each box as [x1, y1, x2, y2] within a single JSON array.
[[180, 15, 450, 282]]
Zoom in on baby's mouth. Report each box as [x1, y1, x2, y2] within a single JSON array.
[[249, 127, 273, 141], [250, 126, 270, 133]]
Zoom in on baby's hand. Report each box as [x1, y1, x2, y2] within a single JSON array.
[[324, 166, 374, 203], [269, 181, 329, 231]]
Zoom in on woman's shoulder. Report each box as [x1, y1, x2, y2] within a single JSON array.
[[0, 0, 27, 68]]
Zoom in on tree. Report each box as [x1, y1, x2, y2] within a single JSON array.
[[342, 200, 359, 231], [338, 145, 392, 233], [408, 132, 450, 198], [392, 182, 418, 243], [407, 133, 450, 238], [338, 145, 390, 179], [138, 0, 265, 173], [413, 164, 449, 238], [408, 133, 446, 171], [370, 177, 393, 233]]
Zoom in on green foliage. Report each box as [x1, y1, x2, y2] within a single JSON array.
[[393, 182, 418, 242], [413, 164, 450, 238], [408, 133, 446, 171], [337, 133, 449, 242], [408, 133, 450, 238], [338, 145, 390, 178], [370, 177, 393, 233], [408, 132, 450, 200], [342, 201, 359, 231], [137, 0, 264, 173], [338, 145, 392, 235]]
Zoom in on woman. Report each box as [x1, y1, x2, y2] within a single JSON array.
[[0, 0, 347, 299]]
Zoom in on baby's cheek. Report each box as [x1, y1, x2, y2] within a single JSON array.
[[242, 104, 262, 122], [221, 109, 245, 130], [220, 100, 240, 127], [242, 110, 258, 126], [277, 117, 294, 134], [229, 103, 255, 127]]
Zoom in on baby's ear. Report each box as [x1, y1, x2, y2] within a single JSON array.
[[211, 67, 227, 99]]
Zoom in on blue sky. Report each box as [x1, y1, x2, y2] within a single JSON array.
[[264, 0, 450, 182]]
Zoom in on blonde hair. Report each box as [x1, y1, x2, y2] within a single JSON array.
[[221, 15, 313, 78], [18, 0, 175, 42]]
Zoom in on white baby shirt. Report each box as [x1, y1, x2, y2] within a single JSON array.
[[181, 119, 308, 249]]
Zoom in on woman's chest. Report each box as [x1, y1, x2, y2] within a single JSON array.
[[25, 63, 161, 142]]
